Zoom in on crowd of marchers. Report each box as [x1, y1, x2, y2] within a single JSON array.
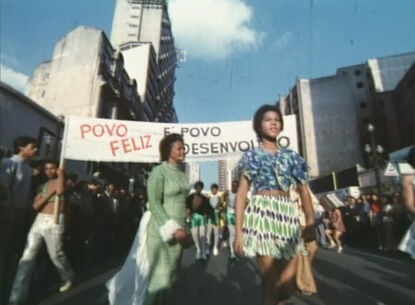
[[1, 135, 414, 305], [0, 136, 147, 305]]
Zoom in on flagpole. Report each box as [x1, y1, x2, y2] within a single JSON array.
[[54, 116, 69, 224]]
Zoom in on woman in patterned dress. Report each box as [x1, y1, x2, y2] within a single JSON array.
[[234, 105, 315, 305], [107, 133, 190, 305]]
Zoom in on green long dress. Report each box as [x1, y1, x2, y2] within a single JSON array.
[[143, 162, 189, 305]]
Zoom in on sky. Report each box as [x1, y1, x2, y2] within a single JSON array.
[[1, 0, 415, 187]]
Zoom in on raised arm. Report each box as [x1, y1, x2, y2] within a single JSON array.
[[55, 168, 65, 195]]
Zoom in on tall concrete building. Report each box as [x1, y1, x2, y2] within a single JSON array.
[[218, 158, 240, 191], [26, 26, 143, 121], [374, 62, 415, 152], [279, 52, 415, 178], [185, 163, 201, 186], [218, 160, 227, 191], [120, 42, 159, 121], [111, 0, 178, 122]]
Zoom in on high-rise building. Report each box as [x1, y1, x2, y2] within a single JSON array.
[[218, 158, 240, 191], [278, 52, 415, 178], [120, 42, 159, 121], [185, 162, 201, 186], [218, 160, 227, 191], [26, 26, 142, 121], [111, 0, 178, 122], [25, 26, 147, 185]]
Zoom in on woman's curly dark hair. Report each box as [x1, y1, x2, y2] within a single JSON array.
[[159, 133, 184, 161], [252, 104, 284, 140]]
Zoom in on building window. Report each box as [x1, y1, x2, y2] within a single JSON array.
[[128, 34, 136, 37], [41, 90, 46, 97], [360, 102, 367, 109], [355, 70, 362, 76], [356, 82, 364, 89], [42, 73, 49, 81], [130, 15, 139, 19], [128, 24, 139, 28]]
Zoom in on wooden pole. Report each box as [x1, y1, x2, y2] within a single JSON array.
[[332, 171, 337, 191], [53, 116, 69, 224]]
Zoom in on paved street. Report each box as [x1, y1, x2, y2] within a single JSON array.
[[37, 245, 415, 305]]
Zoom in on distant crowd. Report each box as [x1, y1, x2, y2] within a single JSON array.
[[327, 193, 412, 253], [1, 136, 414, 305]]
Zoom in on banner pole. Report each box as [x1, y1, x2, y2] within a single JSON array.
[[54, 116, 69, 224]]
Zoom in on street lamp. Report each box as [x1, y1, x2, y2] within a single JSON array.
[[364, 124, 384, 194]]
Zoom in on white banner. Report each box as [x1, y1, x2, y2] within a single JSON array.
[[63, 115, 298, 163]]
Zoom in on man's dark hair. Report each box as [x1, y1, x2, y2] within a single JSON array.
[[408, 147, 415, 168], [105, 182, 115, 188], [13, 136, 37, 154], [65, 172, 78, 183], [159, 133, 184, 161], [43, 159, 59, 167], [211, 183, 219, 189], [252, 105, 284, 140], [194, 181, 204, 189]]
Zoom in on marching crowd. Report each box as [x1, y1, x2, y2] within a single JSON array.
[[1, 124, 414, 305], [0, 136, 146, 305]]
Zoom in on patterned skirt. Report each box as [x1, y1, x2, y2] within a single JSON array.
[[243, 194, 306, 259]]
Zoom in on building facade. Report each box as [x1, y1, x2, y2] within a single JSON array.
[[120, 42, 159, 121], [383, 63, 415, 151], [185, 162, 201, 186], [111, 0, 178, 122], [25, 26, 152, 186], [218, 158, 240, 191], [26, 26, 143, 121], [278, 52, 415, 178]]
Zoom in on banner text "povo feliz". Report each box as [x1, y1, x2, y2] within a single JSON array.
[[79, 123, 152, 157]]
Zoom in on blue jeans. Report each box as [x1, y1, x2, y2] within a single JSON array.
[[9, 213, 74, 303]]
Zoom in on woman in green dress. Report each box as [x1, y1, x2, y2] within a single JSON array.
[[107, 133, 190, 305]]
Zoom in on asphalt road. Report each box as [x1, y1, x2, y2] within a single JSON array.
[[38, 246, 415, 305]]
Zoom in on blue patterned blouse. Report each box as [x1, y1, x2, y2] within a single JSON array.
[[237, 147, 308, 193]]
